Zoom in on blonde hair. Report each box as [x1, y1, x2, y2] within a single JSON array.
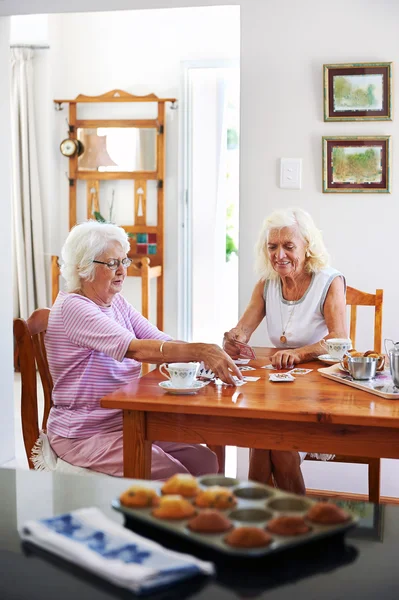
[[255, 207, 330, 280], [61, 220, 130, 292]]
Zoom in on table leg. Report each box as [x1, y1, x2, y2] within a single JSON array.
[[123, 410, 151, 479], [208, 445, 226, 474]]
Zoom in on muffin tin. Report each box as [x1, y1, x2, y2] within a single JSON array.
[[112, 475, 358, 558]]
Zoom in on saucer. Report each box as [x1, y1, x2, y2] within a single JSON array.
[[158, 380, 208, 395], [317, 354, 341, 365]]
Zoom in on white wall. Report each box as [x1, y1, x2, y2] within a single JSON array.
[[0, 16, 14, 465], [240, 0, 399, 352], [10, 13, 48, 43], [2, 0, 399, 495]]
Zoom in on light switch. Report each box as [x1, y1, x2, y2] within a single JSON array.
[[280, 158, 302, 189]]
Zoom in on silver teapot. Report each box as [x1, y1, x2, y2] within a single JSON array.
[[385, 339, 399, 387]]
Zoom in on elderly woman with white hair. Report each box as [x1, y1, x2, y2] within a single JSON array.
[[46, 220, 242, 478], [223, 207, 347, 494]]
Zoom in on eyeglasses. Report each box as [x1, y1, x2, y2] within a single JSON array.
[[93, 258, 132, 270]]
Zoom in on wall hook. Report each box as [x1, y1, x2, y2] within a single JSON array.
[[65, 118, 74, 134], [65, 172, 74, 187]]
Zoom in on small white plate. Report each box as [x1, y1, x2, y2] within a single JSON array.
[[317, 354, 341, 365], [158, 380, 208, 395]]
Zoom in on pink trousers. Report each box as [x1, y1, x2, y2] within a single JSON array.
[[48, 431, 218, 479]]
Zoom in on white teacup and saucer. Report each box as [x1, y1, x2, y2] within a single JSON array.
[[159, 362, 208, 394], [318, 338, 352, 364]]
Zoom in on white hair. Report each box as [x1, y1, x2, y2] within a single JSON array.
[[255, 207, 330, 280], [61, 220, 130, 292]]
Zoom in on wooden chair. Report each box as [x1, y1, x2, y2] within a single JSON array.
[[13, 308, 52, 468], [305, 286, 383, 503], [308, 286, 383, 503], [214, 286, 384, 502], [346, 286, 383, 354]]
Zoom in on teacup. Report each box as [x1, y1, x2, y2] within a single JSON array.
[[159, 362, 199, 388], [322, 338, 352, 359]]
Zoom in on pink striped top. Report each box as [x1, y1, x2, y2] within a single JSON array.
[[46, 292, 170, 438]]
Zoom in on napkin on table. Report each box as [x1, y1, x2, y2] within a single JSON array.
[[19, 507, 214, 595]]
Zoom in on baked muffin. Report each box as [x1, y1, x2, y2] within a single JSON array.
[[225, 527, 272, 549], [266, 516, 310, 536], [364, 350, 385, 371], [152, 495, 196, 520], [119, 486, 160, 509], [194, 486, 237, 510], [161, 474, 200, 498], [188, 509, 233, 534], [306, 502, 350, 525]]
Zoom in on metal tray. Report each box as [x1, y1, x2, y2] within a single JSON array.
[[112, 475, 358, 558]]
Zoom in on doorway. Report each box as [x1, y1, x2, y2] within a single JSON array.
[[181, 62, 240, 345], [181, 62, 240, 477]]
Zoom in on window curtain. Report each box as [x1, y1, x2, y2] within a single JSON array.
[[11, 48, 47, 319]]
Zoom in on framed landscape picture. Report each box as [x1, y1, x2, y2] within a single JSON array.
[[322, 136, 391, 193], [324, 62, 392, 121]]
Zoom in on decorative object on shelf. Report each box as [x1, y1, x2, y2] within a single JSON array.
[[322, 136, 391, 193], [93, 207, 136, 242], [87, 181, 100, 218], [78, 130, 117, 170], [60, 138, 83, 157], [324, 62, 393, 121]]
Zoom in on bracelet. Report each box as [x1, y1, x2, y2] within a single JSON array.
[[160, 341, 167, 357]]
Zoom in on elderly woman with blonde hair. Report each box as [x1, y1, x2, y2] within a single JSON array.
[[46, 220, 242, 478], [223, 207, 347, 494]]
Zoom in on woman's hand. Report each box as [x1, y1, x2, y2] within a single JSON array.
[[271, 349, 302, 370], [223, 328, 247, 359], [201, 343, 243, 385], [223, 280, 265, 359]]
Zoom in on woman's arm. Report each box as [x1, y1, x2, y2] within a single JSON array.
[[271, 276, 347, 369], [126, 339, 243, 385], [223, 280, 266, 358]]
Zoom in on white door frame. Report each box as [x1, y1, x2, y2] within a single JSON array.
[[178, 58, 239, 341]]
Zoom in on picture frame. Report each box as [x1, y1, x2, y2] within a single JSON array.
[[324, 62, 392, 121], [322, 136, 391, 193], [335, 501, 385, 542]]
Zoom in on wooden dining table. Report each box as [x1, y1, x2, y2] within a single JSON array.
[[100, 348, 399, 480]]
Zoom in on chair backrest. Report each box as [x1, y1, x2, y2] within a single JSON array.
[[346, 286, 383, 353], [13, 308, 52, 468], [51, 255, 60, 305]]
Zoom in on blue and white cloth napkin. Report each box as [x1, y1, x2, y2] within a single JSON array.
[[19, 507, 214, 595]]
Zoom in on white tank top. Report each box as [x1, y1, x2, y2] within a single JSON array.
[[264, 267, 345, 349]]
